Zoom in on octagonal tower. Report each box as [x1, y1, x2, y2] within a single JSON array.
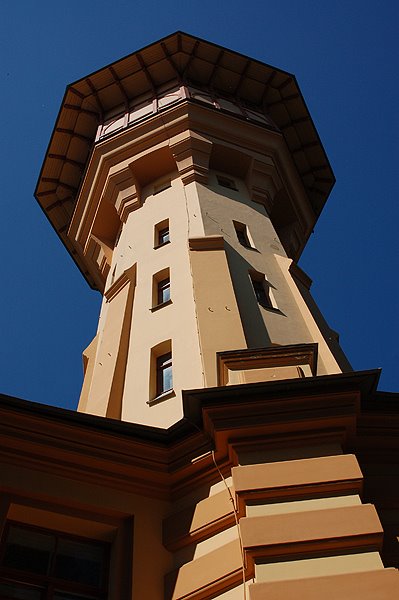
[[36, 33, 350, 428]]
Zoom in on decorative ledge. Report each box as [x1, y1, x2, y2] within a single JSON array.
[[150, 299, 173, 313], [154, 240, 171, 250], [147, 389, 176, 407], [248, 569, 399, 600], [217, 343, 318, 386], [232, 454, 363, 507], [240, 504, 383, 559]]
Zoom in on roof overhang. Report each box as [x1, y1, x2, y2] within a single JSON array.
[[35, 31, 335, 288]]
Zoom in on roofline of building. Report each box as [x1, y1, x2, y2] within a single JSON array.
[[34, 32, 335, 289]]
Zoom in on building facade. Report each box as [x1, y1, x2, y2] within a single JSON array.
[[1, 32, 398, 599]]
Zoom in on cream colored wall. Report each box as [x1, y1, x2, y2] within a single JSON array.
[[80, 274, 133, 417], [108, 174, 204, 427], [78, 138, 344, 426]]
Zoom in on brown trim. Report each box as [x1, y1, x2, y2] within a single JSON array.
[[188, 236, 225, 251], [217, 343, 318, 386]]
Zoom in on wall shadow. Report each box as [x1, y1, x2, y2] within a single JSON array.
[[224, 241, 271, 348]]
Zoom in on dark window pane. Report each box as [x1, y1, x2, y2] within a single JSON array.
[[54, 540, 105, 588], [252, 278, 271, 308], [0, 581, 43, 600], [2, 526, 54, 576], [233, 221, 253, 248], [236, 228, 250, 247], [156, 352, 172, 395], [157, 278, 170, 304], [217, 175, 237, 190], [158, 228, 169, 245]]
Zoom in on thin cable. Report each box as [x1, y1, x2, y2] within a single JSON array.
[[188, 418, 247, 599], [212, 450, 247, 600], [159, 105, 246, 598]]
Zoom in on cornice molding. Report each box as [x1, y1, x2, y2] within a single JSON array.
[[104, 264, 136, 302], [0, 369, 383, 501]]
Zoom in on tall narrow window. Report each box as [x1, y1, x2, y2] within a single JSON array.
[[233, 221, 254, 249], [157, 277, 170, 305], [156, 352, 172, 396], [152, 268, 171, 310], [154, 219, 170, 248], [149, 340, 174, 404]]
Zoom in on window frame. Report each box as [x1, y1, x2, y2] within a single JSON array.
[[151, 268, 171, 311]]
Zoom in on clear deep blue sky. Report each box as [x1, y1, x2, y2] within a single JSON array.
[[1, 1, 398, 410]]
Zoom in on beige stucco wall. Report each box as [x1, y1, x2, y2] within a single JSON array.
[[80, 174, 206, 427], [196, 172, 344, 376], [255, 552, 383, 583], [77, 152, 346, 426], [189, 241, 247, 387], [122, 175, 204, 426]]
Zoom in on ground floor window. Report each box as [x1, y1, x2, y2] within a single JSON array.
[[0, 522, 109, 599]]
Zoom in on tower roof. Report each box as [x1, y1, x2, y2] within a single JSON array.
[[35, 32, 335, 287]]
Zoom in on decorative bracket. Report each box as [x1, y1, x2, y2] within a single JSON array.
[[169, 130, 212, 185], [102, 166, 141, 223]]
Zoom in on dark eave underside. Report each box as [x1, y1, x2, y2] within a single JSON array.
[[35, 31, 335, 289]]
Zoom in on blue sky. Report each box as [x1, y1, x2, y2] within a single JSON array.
[[1, 1, 397, 410]]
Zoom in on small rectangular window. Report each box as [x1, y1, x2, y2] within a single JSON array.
[[233, 221, 254, 249], [154, 219, 170, 248], [217, 175, 238, 191], [156, 352, 172, 396]]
